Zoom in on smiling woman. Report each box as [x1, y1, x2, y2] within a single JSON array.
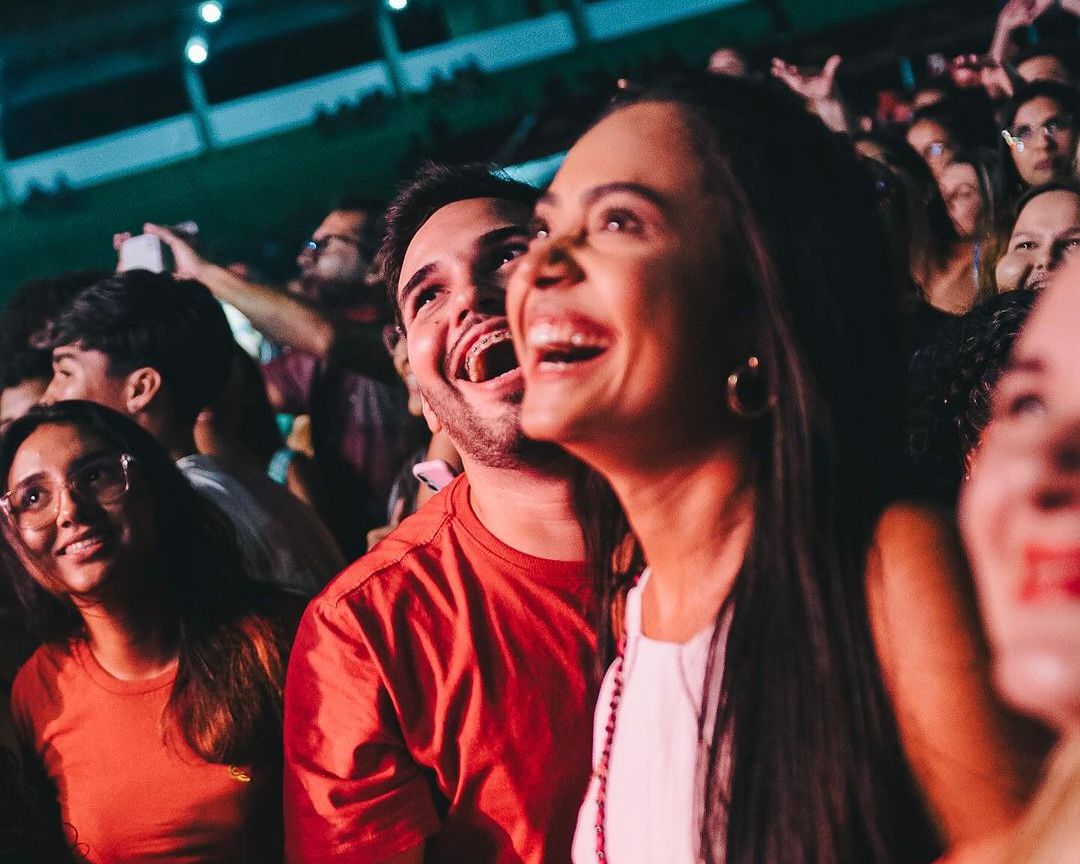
[[507, 72, 1046, 864], [0, 401, 295, 864]]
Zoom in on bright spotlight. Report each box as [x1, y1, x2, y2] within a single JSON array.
[[185, 36, 210, 65], [387, 0, 408, 10], [198, 2, 223, 24]]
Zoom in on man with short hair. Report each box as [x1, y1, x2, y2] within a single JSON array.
[[283, 163, 597, 863], [43, 269, 343, 596], [148, 202, 411, 557]]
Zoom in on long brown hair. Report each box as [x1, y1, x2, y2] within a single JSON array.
[[0, 401, 287, 764], [579, 74, 940, 864]]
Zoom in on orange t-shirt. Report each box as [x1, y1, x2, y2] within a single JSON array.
[[12, 639, 281, 863], [283, 474, 598, 863]]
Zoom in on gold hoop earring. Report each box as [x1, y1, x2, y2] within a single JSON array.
[[726, 356, 775, 420]]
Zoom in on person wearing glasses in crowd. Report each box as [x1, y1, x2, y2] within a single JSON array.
[[2, 401, 297, 863], [146, 203, 412, 558], [997, 82, 1079, 202], [906, 103, 963, 178], [507, 72, 1046, 864]]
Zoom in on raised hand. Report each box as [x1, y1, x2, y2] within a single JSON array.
[[142, 223, 207, 281], [770, 54, 842, 103]]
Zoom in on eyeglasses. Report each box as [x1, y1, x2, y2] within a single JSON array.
[[0, 453, 134, 532], [1002, 113, 1075, 153], [923, 141, 949, 159], [300, 234, 360, 256]]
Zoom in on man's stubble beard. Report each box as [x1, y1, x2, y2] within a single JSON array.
[[420, 385, 571, 472]]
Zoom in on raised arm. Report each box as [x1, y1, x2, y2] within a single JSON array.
[[144, 223, 395, 384], [989, 0, 1056, 62], [770, 55, 849, 134]]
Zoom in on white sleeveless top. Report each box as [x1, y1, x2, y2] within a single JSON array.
[[572, 570, 732, 864]]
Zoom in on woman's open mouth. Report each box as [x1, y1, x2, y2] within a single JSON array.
[[526, 318, 611, 373]]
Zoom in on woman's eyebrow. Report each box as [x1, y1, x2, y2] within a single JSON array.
[[536, 181, 668, 212]]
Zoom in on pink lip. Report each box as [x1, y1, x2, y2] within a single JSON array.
[[1019, 546, 1080, 602]]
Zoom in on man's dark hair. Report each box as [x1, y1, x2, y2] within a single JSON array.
[[371, 162, 540, 323], [48, 269, 236, 424]]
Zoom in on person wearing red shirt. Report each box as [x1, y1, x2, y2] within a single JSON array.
[[283, 163, 598, 864]]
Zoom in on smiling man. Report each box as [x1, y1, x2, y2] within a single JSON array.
[[283, 163, 598, 864]]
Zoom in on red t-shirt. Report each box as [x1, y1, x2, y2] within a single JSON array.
[[284, 475, 597, 863], [12, 639, 282, 863]]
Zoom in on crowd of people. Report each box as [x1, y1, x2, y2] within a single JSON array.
[[0, 0, 1078, 861]]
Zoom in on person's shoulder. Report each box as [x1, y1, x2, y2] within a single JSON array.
[[872, 500, 958, 558], [11, 642, 73, 711], [313, 484, 460, 612]]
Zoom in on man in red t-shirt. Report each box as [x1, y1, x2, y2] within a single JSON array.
[[284, 163, 598, 863]]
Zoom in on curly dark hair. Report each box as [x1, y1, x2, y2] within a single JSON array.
[[906, 289, 1038, 501]]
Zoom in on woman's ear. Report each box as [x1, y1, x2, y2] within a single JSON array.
[[123, 367, 164, 416]]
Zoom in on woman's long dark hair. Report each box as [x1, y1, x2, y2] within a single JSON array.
[[0, 401, 286, 765], [581, 74, 939, 864]]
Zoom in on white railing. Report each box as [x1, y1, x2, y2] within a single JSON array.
[[3, 0, 748, 202]]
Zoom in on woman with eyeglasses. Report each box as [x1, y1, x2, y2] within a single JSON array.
[[997, 82, 1079, 200], [1, 400, 295, 863], [507, 72, 1046, 864]]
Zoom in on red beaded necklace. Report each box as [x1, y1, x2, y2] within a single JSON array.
[[593, 635, 626, 863]]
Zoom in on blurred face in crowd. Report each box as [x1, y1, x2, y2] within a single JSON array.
[[508, 102, 735, 464], [1006, 96, 1078, 186], [960, 265, 1080, 728], [1017, 54, 1072, 88], [708, 48, 747, 78], [3, 423, 154, 604], [295, 209, 369, 305], [939, 161, 983, 239], [912, 87, 946, 110], [906, 117, 956, 177], [996, 189, 1080, 293], [0, 378, 48, 437], [396, 198, 532, 467]]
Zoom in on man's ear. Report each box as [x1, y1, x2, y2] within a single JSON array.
[[420, 392, 443, 435], [123, 367, 163, 416]]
